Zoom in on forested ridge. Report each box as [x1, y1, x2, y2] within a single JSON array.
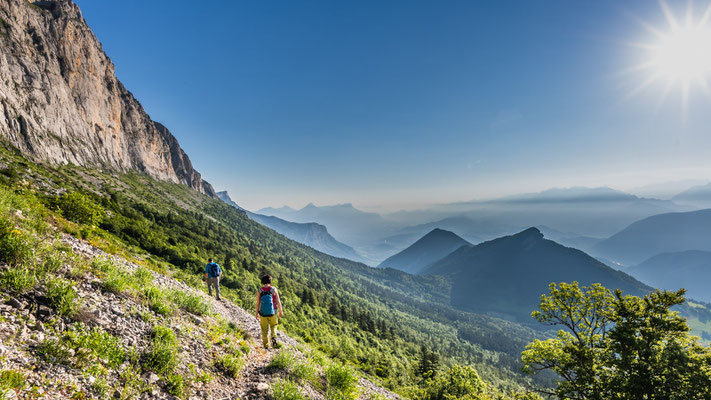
[[0, 142, 547, 398]]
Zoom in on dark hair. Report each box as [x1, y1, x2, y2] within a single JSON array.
[[208, 258, 213, 263], [260, 275, 272, 285]]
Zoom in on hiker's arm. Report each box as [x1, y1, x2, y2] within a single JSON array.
[[274, 288, 284, 317], [255, 292, 260, 320]]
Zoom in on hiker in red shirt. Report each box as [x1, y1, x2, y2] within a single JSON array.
[[255, 274, 283, 348]]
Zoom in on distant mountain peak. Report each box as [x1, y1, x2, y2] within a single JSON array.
[[513, 227, 544, 240], [377, 228, 471, 274]]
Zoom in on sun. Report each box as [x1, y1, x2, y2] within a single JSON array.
[[627, 1, 711, 113]]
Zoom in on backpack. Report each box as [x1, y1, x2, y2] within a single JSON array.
[[259, 286, 275, 316], [210, 263, 221, 278]]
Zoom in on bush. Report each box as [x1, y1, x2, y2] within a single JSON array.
[[58, 192, 104, 226], [45, 277, 80, 317], [37, 325, 126, 368], [271, 378, 307, 400], [103, 267, 131, 294], [325, 363, 358, 398], [0, 218, 33, 266], [218, 353, 244, 378], [165, 373, 185, 397]]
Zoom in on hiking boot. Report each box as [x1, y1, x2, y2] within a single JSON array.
[[271, 337, 278, 348]]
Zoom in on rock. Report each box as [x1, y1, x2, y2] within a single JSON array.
[[190, 315, 205, 325], [37, 305, 52, 319], [147, 373, 160, 384], [0, 0, 214, 196], [6, 298, 23, 309], [256, 382, 269, 391]]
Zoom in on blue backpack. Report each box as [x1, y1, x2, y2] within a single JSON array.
[[209, 263, 221, 278], [260, 286, 275, 316]]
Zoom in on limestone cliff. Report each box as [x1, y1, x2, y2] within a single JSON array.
[[0, 0, 214, 196]]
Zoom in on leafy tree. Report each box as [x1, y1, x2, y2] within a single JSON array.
[[416, 344, 441, 380], [522, 282, 711, 400], [422, 365, 489, 400]]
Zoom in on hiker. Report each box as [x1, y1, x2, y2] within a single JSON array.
[[204, 258, 222, 300], [255, 274, 283, 348]]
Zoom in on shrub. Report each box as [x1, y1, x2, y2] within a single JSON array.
[[325, 363, 358, 398], [271, 378, 307, 400], [165, 373, 185, 397], [218, 353, 244, 378], [58, 192, 104, 226], [0, 219, 33, 266], [37, 325, 126, 368], [45, 277, 80, 317]]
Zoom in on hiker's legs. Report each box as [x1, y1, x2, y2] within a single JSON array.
[[214, 277, 221, 300], [260, 316, 269, 347], [268, 316, 278, 344], [206, 277, 214, 296]]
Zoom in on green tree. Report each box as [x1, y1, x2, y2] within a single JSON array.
[[522, 282, 711, 400], [58, 192, 104, 226], [423, 365, 489, 400]]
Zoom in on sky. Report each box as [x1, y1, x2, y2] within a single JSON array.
[[74, 0, 711, 211]]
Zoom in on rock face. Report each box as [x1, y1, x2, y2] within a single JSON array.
[[0, 0, 215, 196]]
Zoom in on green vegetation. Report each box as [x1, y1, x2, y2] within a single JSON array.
[[271, 378, 308, 400], [165, 373, 185, 398], [143, 325, 179, 375], [37, 324, 126, 368], [218, 353, 244, 378], [13, 142, 708, 398], [522, 282, 711, 399], [0, 370, 25, 393], [325, 363, 359, 400], [45, 276, 81, 317], [269, 349, 297, 370]]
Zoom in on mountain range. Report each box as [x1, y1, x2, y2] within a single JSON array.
[[591, 209, 711, 266], [377, 228, 471, 274], [627, 250, 711, 303], [380, 227, 651, 321], [218, 191, 363, 262]]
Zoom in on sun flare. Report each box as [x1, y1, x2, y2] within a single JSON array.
[[628, 1, 711, 114]]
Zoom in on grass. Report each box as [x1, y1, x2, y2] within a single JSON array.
[[218, 353, 244, 378], [170, 289, 210, 316], [143, 286, 174, 316], [142, 325, 179, 375], [0, 369, 25, 393], [37, 324, 126, 368], [269, 349, 297, 370], [45, 276, 80, 317], [165, 373, 185, 397], [325, 363, 358, 399], [292, 361, 318, 385], [271, 378, 307, 400]]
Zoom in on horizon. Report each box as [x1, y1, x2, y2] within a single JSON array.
[[74, 0, 711, 211]]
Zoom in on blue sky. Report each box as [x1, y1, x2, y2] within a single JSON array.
[[74, 0, 711, 211]]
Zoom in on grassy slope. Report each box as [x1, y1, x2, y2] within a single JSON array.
[[0, 142, 550, 395]]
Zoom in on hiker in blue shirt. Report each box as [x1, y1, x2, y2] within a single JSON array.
[[204, 258, 222, 300]]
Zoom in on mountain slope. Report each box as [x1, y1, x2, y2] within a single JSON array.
[[592, 209, 711, 266], [422, 228, 651, 321], [628, 251, 711, 303], [673, 183, 711, 206], [217, 192, 364, 262], [0, 0, 213, 195], [377, 228, 471, 274]]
